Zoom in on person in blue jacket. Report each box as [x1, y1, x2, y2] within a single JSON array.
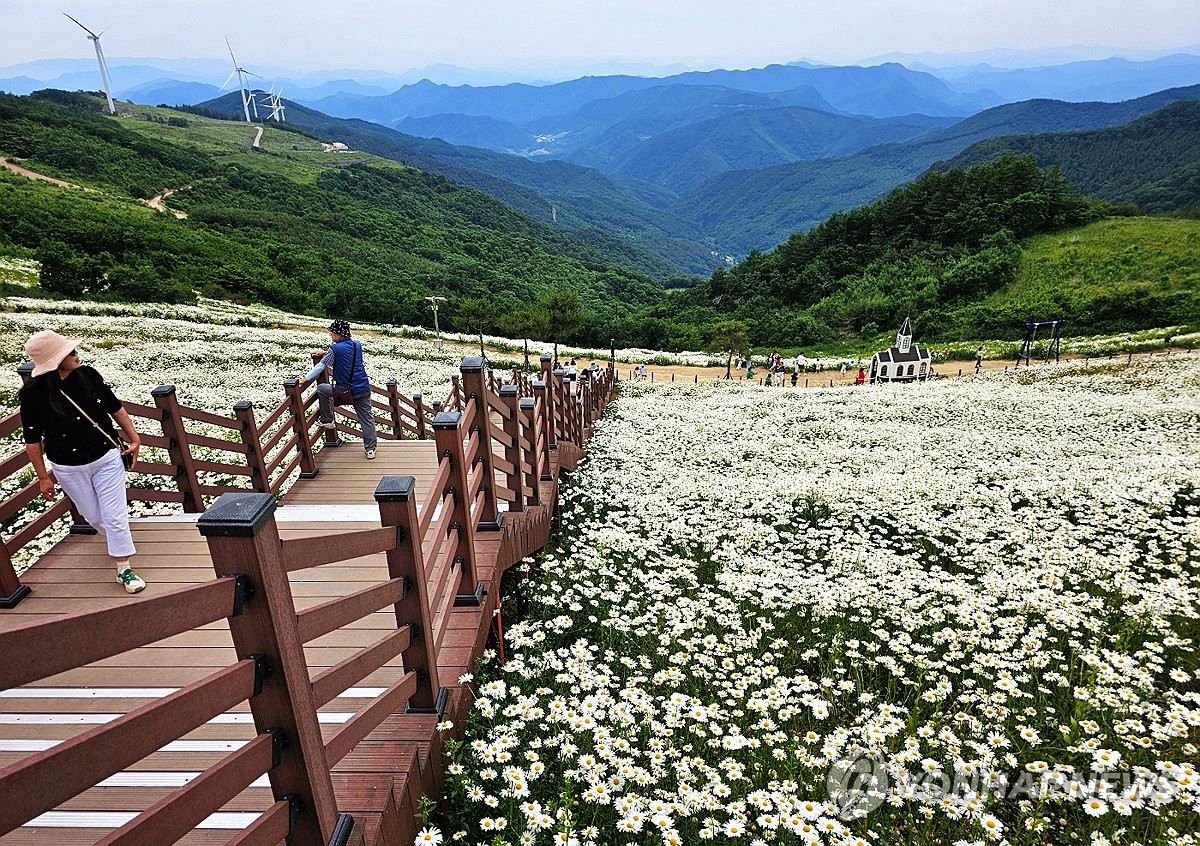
[[304, 319, 378, 459]]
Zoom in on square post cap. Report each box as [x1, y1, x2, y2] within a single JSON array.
[[198, 493, 277, 537], [460, 357, 485, 373], [519, 398, 535, 410], [375, 475, 417, 502], [432, 411, 463, 430], [499, 385, 518, 397]]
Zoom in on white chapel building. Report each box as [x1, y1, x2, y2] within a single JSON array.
[[869, 318, 933, 384]]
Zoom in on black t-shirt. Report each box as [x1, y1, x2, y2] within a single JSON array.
[[21, 366, 124, 466]]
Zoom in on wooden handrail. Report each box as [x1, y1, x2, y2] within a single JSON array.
[[93, 731, 277, 846], [323, 671, 418, 766], [296, 577, 409, 643], [0, 658, 259, 834], [310, 626, 412, 706], [280, 525, 399, 572], [226, 800, 293, 846], [0, 576, 240, 689]]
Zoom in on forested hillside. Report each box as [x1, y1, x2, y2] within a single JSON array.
[[0, 91, 665, 333], [675, 85, 1200, 254], [640, 156, 1200, 349], [193, 94, 718, 276], [946, 99, 1200, 213]]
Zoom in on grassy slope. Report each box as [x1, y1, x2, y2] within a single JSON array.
[[0, 96, 667, 329], [942, 216, 1200, 336]]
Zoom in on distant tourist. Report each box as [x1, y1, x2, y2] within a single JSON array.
[[855, 367, 866, 385], [975, 346, 984, 374], [305, 319, 377, 460], [637, 363, 648, 380], [790, 368, 799, 387], [20, 330, 146, 593]]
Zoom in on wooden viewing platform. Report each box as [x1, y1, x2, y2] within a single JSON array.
[[0, 355, 613, 846]]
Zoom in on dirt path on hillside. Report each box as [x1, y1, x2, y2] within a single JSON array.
[[2, 155, 188, 220], [146, 187, 188, 219], [0, 156, 95, 191]]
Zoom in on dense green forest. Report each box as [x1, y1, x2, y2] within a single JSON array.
[[639, 155, 1200, 349], [0, 91, 665, 335], [946, 99, 1200, 213]]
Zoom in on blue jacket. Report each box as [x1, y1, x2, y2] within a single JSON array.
[[308, 338, 370, 395]]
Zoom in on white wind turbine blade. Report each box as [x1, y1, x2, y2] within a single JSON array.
[[63, 13, 98, 38]]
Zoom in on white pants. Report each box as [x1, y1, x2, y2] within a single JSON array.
[[50, 449, 136, 559]]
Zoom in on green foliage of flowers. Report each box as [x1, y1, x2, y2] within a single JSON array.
[[436, 356, 1200, 846]]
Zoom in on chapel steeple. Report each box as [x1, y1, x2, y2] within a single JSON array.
[[896, 317, 913, 354]]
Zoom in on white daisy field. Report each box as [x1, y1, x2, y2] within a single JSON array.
[[437, 355, 1200, 846]]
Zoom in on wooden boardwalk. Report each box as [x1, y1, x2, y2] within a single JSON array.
[[0, 358, 605, 846]]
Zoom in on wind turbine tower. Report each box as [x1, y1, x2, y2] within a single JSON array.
[[222, 38, 259, 123], [63, 13, 116, 114]]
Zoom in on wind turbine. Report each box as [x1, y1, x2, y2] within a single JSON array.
[[63, 13, 116, 114], [221, 38, 259, 122], [259, 85, 286, 122]]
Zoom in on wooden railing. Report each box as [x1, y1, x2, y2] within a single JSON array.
[[0, 565, 329, 845], [0, 352, 617, 845], [2, 351, 615, 603], [0, 360, 468, 607]]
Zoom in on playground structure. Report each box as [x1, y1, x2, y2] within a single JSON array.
[[1016, 318, 1065, 366]]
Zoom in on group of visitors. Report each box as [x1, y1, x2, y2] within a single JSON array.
[[19, 319, 376, 598]]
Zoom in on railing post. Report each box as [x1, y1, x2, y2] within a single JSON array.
[[18, 361, 94, 535], [519, 397, 543, 504], [0, 541, 31, 608], [284, 378, 319, 480], [499, 385, 524, 515], [460, 357, 501, 531], [374, 477, 442, 710], [386, 380, 404, 439], [311, 353, 340, 449], [539, 356, 556, 448], [197, 493, 338, 846], [450, 375, 462, 412], [431, 412, 483, 602], [413, 394, 427, 440], [551, 369, 569, 445], [532, 380, 553, 469], [151, 385, 203, 513], [234, 401, 272, 494]]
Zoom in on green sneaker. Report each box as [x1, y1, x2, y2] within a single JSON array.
[[116, 568, 146, 594]]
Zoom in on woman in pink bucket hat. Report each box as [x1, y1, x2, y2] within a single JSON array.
[[18, 330, 146, 594]]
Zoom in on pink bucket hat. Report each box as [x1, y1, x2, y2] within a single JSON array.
[[25, 330, 81, 378]]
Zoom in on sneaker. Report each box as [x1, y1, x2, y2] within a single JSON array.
[[365, 449, 376, 459], [319, 420, 337, 430], [116, 568, 146, 594]]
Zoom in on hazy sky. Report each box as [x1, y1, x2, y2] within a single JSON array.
[[4, 0, 1200, 75]]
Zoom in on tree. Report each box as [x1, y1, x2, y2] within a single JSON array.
[[499, 307, 550, 368], [538, 286, 582, 367], [707, 319, 750, 379], [454, 296, 498, 359]]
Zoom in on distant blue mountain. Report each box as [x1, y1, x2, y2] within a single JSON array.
[[123, 79, 222, 107], [312, 62, 1000, 127], [674, 84, 1200, 254], [938, 54, 1200, 102]]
